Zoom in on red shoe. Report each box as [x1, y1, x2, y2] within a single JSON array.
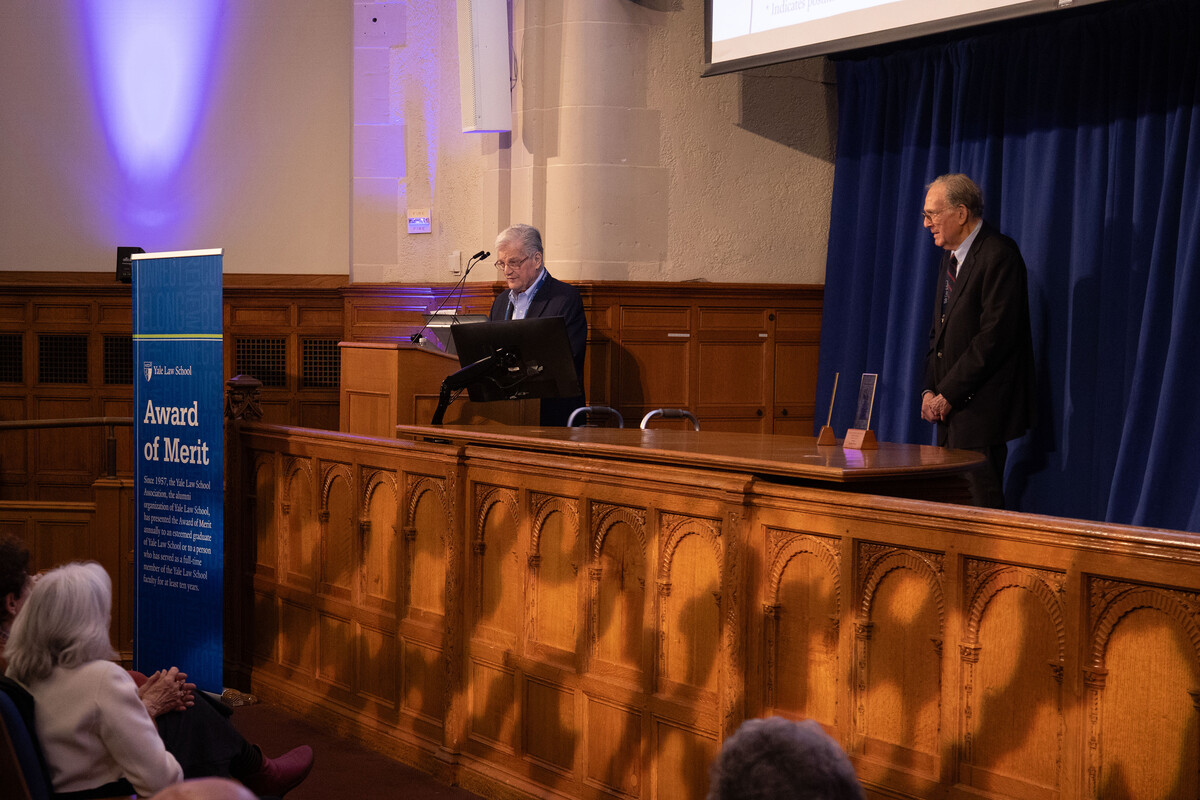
[[242, 745, 314, 798]]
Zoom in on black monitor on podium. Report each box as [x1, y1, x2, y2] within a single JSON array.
[[430, 317, 579, 424]]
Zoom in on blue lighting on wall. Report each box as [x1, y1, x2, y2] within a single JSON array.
[[82, 0, 224, 230]]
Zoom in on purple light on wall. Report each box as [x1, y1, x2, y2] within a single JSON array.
[[82, 0, 224, 227]]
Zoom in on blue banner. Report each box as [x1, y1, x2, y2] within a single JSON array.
[[133, 249, 224, 692]]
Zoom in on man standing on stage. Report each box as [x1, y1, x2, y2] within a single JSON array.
[[920, 174, 1035, 508], [489, 224, 587, 426]]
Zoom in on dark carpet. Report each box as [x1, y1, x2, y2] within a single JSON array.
[[229, 702, 483, 800]]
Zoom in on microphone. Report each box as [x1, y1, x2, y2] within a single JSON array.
[[409, 250, 491, 345]]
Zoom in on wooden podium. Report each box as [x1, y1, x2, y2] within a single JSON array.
[[339, 341, 538, 437]]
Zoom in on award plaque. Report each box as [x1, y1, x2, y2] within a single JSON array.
[[843, 373, 878, 450]]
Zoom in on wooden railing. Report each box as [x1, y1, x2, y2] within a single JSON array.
[[226, 421, 1200, 800], [0, 418, 136, 660]]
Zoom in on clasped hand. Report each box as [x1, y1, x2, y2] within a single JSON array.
[[921, 392, 952, 423], [138, 666, 196, 718]]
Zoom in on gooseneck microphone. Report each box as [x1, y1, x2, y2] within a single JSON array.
[[409, 249, 491, 344]]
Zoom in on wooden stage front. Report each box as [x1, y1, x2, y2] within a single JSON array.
[[227, 421, 1200, 800]]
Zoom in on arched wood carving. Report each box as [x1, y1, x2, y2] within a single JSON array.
[[958, 559, 1067, 786], [406, 474, 450, 545], [655, 513, 723, 697], [591, 502, 647, 560], [1088, 578, 1200, 671], [529, 492, 580, 563], [856, 541, 945, 628], [588, 502, 648, 672], [525, 492, 580, 654], [762, 529, 841, 718], [320, 462, 353, 517], [281, 455, 315, 514], [963, 559, 1066, 660], [472, 484, 519, 552]]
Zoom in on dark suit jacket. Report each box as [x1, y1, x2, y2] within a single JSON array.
[[489, 271, 587, 425], [924, 220, 1036, 449]]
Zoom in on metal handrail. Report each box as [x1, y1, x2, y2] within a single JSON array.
[[0, 417, 134, 478]]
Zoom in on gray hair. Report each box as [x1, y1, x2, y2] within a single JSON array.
[[4, 561, 117, 684], [707, 717, 864, 800], [928, 173, 984, 218], [495, 223, 544, 257]]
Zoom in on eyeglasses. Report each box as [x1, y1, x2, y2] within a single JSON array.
[[494, 255, 531, 271], [922, 205, 961, 223]]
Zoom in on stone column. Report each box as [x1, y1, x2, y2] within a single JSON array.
[[493, 1, 668, 281]]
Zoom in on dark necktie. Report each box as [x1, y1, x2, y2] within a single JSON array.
[[941, 255, 958, 322], [942, 255, 958, 312], [505, 301, 514, 320]]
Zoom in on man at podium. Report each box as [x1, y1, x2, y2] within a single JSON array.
[[489, 224, 587, 425]]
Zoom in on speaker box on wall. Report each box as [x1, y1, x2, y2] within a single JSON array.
[[457, 0, 512, 133], [116, 246, 144, 283]]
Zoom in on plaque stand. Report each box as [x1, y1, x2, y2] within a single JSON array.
[[817, 372, 839, 446], [843, 427, 877, 450]]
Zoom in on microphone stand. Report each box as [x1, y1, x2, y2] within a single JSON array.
[[410, 250, 490, 345]]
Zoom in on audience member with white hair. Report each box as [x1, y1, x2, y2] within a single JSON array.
[[5, 561, 185, 797], [707, 716, 864, 800], [1, 550, 314, 798]]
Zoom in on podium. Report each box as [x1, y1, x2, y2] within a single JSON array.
[[339, 341, 538, 437]]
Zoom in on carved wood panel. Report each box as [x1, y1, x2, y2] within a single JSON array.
[[959, 558, 1066, 798], [762, 528, 840, 725], [526, 492, 581, 662], [657, 513, 722, 700], [229, 424, 1200, 800], [1086, 577, 1200, 799], [853, 541, 945, 778], [589, 502, 649, 683]]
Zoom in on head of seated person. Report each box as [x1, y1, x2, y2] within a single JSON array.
[[0, 534, 34, 647], [707, 716, 864, 800]]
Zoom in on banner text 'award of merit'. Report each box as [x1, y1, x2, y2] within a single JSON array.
[[133, 249, 224, 692]]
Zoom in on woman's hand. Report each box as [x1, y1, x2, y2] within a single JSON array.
[[137, 666, 196, 718]]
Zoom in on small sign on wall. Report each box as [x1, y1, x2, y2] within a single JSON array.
[[407, 208, 431, 234]]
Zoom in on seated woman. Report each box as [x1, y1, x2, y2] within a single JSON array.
[[4, 560, 312, 798], [5, 561, 183, 797]]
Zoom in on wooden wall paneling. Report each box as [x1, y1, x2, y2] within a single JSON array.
[[656, 512, 723, 702], [282, 456, 319, 592], [851, 540, 947, 793], [252, 453, 279, 579], [589, 501, 651, 685], [694, 306, 773, 433], [404, 472, 451, 623], [101, 396, 136, 474], [399, 459, 455, 754], [651, 718, 719, 800], [32, 395, 96, 500], [1084, 576, 1200, 799], [758, 527, 842, 728], [316, 461, 356, 701], [957, 559, 1066, 799], [0, 395, 30, 497], [616, 305, 693, 418], [227, 423, 1200, 800], [360, 467, 399, 616], [772, 306, 822, 434], [583, 302, 617, 409], [1, 275, 822, 502], [525, 491, 581, 667]]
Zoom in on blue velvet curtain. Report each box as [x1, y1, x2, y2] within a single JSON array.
[[817, 0, 1200, 531]]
